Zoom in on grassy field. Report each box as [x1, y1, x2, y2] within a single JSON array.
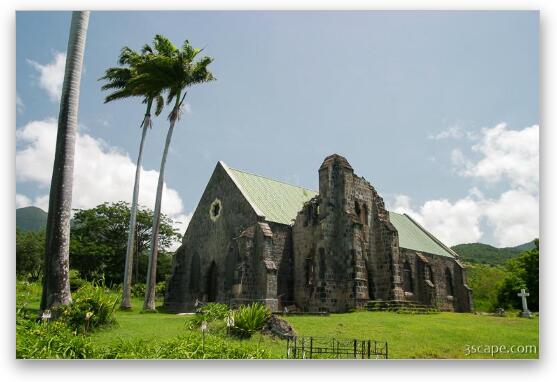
[[18, 282, 539, 359]]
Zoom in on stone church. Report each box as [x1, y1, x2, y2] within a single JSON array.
[[165, 154, 473, 313]]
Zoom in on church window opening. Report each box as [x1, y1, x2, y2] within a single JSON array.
[[445, 268, 454, 296], [209, 198, 222, 221], [403, 261, 413, 293], [426, 265, 434, 284], [318, 248, 326, 279], [354, 201, 361, 218], [362, 204, 369, 225], [305, 252, 315, 287]]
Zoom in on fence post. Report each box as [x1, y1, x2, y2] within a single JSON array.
[[286, 337, 290, 359], [310, 337, 313, 359], [367, 340, 371, 359], [353, 339, 357, 358], [385, 342, 388, 359]]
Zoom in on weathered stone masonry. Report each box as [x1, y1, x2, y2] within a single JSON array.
[[165, 155, 473, 313]]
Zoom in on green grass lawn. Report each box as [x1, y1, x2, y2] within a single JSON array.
[[18, 282, 538, 359], [87, 302, 538, 359]]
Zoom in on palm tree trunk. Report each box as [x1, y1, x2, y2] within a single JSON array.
[[143, 100, 180, 311], [121, 103, 152, 309], [40, 11, 90, 314]]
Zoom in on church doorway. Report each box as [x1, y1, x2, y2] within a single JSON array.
[[207, 261, 218, 302]]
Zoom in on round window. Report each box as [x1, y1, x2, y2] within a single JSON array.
[[209, 198, 222, 221]]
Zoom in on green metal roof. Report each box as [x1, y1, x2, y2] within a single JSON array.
[[223, 163, 317, 225], [221, 162, 455, 258], [388, 212, 455, 258]]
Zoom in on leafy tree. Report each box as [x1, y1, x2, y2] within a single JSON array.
[[99, 44, 166, 309], [16, 229, 45, 281], [496, 239, 539, 311], [139, 35, 215, 311], [465, 264, 509, 312], [41, 11, 90, 314], [69, 202, 181, 287]]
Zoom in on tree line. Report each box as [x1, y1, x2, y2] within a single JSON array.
[[17, 202, 181, 289]]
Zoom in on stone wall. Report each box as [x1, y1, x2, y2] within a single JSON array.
[[164, 162, 259, 312], [398, 248, 473, 311]]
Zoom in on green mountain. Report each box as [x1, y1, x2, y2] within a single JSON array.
[[451, 240, 537, 266], [16, 206, 48, 232]]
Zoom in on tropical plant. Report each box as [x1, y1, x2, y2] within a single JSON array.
[[41, 11, 90, 315], [61, 283, 119, 333], [231, 303, 271, 338], [100, 44, 167, 310], [189, 302, 229, 328], [142, 35, 215, 311]]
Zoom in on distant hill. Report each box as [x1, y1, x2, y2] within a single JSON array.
[[451, 240, 537, 266], [16, 206, 47, 232]]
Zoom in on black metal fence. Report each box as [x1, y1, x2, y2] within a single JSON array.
[[286, 336, 388, 359]]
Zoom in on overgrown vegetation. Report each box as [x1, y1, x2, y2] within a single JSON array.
[[61, 283, 119, 333], [231, 303, 271, 338]]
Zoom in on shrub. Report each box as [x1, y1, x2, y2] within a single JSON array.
[[62, 283, 119, 333], [231, 303, 271, 338], [190, 302, 230, 329], [69, 269, 86, 292], [131, 283, 145, 298], [156, 281, 166, 298], [16, 317, 95, 359]]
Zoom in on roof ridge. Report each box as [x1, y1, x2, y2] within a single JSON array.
[[227, 166, 318, 193]]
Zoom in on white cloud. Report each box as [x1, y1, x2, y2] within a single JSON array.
[[484, 189, 539, 248], [393, 193, 484, 246], [460, 123, 539, 193], [392, 190, 538, 247], [391, 122, 539, 247], [27, 52, 66, 102], [16, 194, 32, 208], [16, 118, 191, 247], [429, 125, 478, 140]]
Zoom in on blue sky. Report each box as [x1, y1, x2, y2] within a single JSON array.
[[15, 11, 539, 247]]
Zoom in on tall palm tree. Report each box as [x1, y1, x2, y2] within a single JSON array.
[[41, 11, 90, 314], [141, 36, 215, 311], [99, 46, 165, 310]]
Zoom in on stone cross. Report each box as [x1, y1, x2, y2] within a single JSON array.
[[517, 289, 532, 318]]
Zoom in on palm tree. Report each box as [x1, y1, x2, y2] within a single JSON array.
[[141, 36, 215, 311], [99, 46, 165, 310], [41, 11, 90, 314]]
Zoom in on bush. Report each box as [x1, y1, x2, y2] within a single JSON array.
[[231, 303, 271, 338], [131, 283, 145, 298], [62, 283, 119, 333], [156, 281, 166, 298], [189, 302, 230, 329], [16, 317, 95, 359], [69, 269, 86, 292]]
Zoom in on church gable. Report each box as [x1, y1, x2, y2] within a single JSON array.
[[220, 162, 317, 225]]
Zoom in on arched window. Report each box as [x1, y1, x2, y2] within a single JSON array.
[[354, 201, 361, 218], [403, 261, 413, 293], [445, 267, 454, 296], [318, 248, 326, 279], [305, 250, 315, 287], [362, 204, 369, 225], [189, 252, 200, 292], [426, 264, 434, 284]]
